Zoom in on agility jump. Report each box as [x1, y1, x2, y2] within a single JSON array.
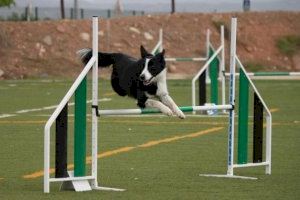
[[44, 17, 272, 193]]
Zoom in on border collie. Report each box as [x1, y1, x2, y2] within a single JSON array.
[[78, 46, 185, 119]]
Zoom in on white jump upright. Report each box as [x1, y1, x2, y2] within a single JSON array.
[[44, 17, 125, 193], [200, 18, 272, 179], [191, 25, 226, 113]]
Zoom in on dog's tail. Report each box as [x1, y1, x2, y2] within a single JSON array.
[[77, 48, 114, 68]]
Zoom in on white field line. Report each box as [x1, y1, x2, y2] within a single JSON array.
[[0, 98, 111, 119], [0, 114, 17, 119]]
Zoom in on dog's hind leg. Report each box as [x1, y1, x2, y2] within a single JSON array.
[[111, 71, 127, 96], [145, 99, 173, 117], [159, 94, 186, 119]]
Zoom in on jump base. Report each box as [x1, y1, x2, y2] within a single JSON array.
[[199, 174, 257, 180], [60, 171, 92, 192], [93, 186, 126, 192]]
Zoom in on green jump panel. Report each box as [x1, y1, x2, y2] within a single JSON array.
[[74, 77, 87, 177], [254, 72, 290, 76], [209, 48, 219, 105], [238, 69, 249, 164]]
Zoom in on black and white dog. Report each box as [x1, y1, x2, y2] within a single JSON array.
[[78, 46, 185, 119]]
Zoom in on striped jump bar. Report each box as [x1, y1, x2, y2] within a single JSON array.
[[98, 105, 232, 116], [165, 57, 207, 62], [225, 72, 300, 76]]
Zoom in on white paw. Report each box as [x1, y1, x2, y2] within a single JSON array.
[[161, 107, 173, 117], [175, 109, 186, 119]]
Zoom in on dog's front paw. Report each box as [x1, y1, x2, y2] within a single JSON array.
[[161, 107, 173, 117], [175, 109, 186, 119]]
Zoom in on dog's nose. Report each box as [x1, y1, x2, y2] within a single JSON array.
[[140, 74, 145, 81]]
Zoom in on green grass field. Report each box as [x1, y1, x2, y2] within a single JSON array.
[[0, 78, 299, 200]]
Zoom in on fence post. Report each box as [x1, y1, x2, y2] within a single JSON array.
[[35, 7, 38, 21], [70, 8, 74, 19], [107, 9, 111, 18], [80, 8, 84, 19]]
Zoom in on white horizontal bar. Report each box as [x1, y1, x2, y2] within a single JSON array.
[[290, 72, 300, 76], [233, 162, 269, 168], [99, 109, 142, 115], [49, 176, 95, 183], [98, 105, 233, 116], [193, 105, 232, 111], [165, 57, 207, 62]]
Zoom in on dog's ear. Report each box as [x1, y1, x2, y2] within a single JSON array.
[[155, 49, 165, 61], [140, 45, 149, 58]]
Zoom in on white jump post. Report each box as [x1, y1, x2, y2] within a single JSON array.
[[44, 16, 125, 193], [220, 26, 226, 112], [205, 29, 211, 84], [227, 17, 237, 177]]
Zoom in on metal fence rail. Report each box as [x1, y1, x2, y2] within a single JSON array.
[[0, 7, 145, 21]]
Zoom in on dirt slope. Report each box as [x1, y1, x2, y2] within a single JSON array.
[[0, 11, 299, 79]]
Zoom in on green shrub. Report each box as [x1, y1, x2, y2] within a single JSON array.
[[244, 62, 266, 72], [276, 35, 300, 56]]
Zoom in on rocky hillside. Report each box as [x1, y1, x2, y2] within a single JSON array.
[[0, 11, 299, 79]]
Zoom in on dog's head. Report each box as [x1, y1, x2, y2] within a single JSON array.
[[139, 45, 166, 86]]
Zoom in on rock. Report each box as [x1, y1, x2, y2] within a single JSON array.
[[56, 25, 66, 33], [121, 39, 133, 47], [168, 65, 177, 73], [129, 27, 140, 34], [113, 43, 122, 47], [35, 43, 46, 57], [80, 32, 90, 42], [43, 35, 52, 46], [245, 46, 253, 53], [98, 31, 104, 36], [0, 69, 4, 77], [144, 32, 153, 40]]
